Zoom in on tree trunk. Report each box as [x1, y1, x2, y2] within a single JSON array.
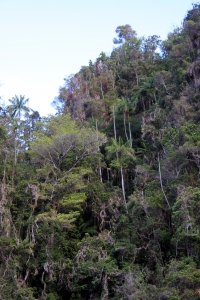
[[102, 273, 109, 300], [123, 112, 128, 141], [158, 153, 170, 208], [121, 166, 128, 213], [113, 105, 117, 141], [129, 121, 132, 148], [99, 163, 102, 182], [14, 130, 17, 166]]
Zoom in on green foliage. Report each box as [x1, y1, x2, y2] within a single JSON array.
[[3, 4, 200, 299], [106, 137, 136, 166], [163, 258, 200, 299], [8, 94, 30, 119]]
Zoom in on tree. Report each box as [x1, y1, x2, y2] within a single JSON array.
[[7, 95, 30, 166], [113, 24, 137, 44], [30, 114, 107, 228], [106, 137, 136, 212], [8, 95, 30, 120], [116, 97, 134, 145]]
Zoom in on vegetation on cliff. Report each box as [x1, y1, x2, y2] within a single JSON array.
[[1, 3, 200, 299]]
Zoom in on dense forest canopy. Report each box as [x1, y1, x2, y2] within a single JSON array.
[[2, 3, 200, 299]]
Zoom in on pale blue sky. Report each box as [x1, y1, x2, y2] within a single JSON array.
[[0, 0, 194, 116]]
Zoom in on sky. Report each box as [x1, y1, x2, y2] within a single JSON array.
[[0, 0, 194, 116]]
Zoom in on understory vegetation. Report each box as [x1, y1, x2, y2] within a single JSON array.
[[2, 4, 200, 299]]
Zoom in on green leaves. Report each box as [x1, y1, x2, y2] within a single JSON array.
[[31, 114, 107, 171], [106, 137, 135, 166], [3, 5, 200, 299], [29, 114, 107, 231], [8, 94, 30, 120]]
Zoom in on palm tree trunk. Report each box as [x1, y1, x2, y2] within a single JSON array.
[[113, 105, 117, 141], [129, 121, 132, 148], [158, 153, 170, 208], [121, 166, 128, 213], [123, 112, 128, 141], [14, 136, 17, 166], [113, 106, 119, 160]]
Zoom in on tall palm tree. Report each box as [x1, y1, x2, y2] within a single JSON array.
[[8, 95, 29, 166], [106, 137, 136, 213], [8, 95, 29, 120], [116, 97, 135, 147], [116, 97, 129, 141]]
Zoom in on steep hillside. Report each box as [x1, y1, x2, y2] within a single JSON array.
[[1, 3, 200, 299]]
